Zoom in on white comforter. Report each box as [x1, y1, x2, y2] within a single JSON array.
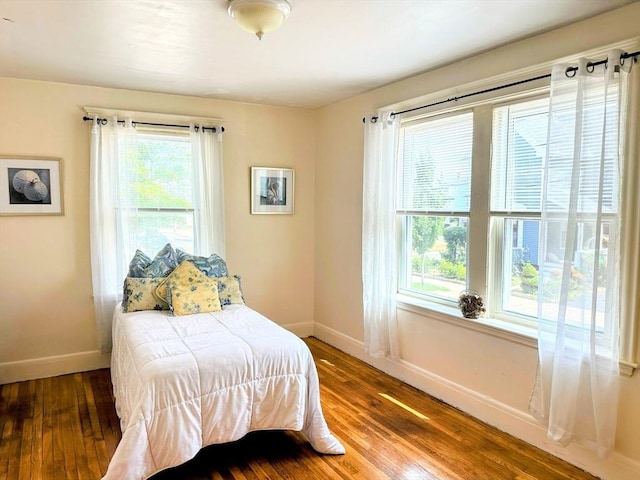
[[104, 304, 345, 480]]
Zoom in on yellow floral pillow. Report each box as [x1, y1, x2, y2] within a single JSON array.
[[153, 277, 169, 305], [154, 260, 206, 306], [123, 277, 169, 312], [166, 261, 222, 316], [152, 261, 195, 305], [217, 275, 245, 306]]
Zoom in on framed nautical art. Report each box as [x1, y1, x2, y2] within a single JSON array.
[[0, 156, 64, 216]]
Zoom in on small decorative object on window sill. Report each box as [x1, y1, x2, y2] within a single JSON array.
[[458, 290, 486, 319]]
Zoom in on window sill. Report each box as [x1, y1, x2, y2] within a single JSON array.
[[396, 294, 637, 377], [396, 294, 538, 348]]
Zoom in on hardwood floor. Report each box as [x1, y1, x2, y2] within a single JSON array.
[[0, 337, 597, 480]]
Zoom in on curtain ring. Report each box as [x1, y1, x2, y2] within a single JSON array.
[[371, 117, 378, 123], [565, 67, 577, 78], [586, 62, 595, 73], [99, 118, 107, 126]]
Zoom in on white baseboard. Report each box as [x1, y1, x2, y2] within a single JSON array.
[[0, 350, 111, 385], [282, 321, 314, 338], [0, 320, 313, 386], [313, 322, 640, 480]]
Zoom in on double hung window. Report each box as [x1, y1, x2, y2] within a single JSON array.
[[397, 112, 473, 304], [490, 97, 549, 323], [118, 129, 196, 260], [397, 91, 620, 336]]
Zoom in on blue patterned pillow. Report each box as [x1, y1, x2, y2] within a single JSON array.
[[128, 243, 179, 277], [176, 249, 228, 278]]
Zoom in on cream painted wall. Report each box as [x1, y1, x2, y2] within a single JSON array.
[[314, 4, 640, 480], [0, 78, 316, 372]]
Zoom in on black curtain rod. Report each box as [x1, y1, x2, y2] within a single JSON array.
[[363, 50, 639, 123], [82, 116, 225, 133]]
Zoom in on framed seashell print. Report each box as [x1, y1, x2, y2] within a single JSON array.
[[0, 156, 64, 216]]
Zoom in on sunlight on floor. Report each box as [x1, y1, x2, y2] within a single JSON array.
[[319, 358, 335, 367], [400, 465, 433, 479], [378, 393, 430, 420]]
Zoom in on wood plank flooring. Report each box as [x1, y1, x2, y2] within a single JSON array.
[[0, 337, 598, 480]]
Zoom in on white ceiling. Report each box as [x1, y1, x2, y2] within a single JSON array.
[[0, 0, 635, 109]]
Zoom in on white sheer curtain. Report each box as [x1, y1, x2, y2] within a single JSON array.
[[362, 111, 400, 359], [190, 125, 226, 258], [90, 117, 137, 353], [529, 50, 633, 456]]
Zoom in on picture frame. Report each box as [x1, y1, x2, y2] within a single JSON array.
[[0, 156, 64, 216], [251, 167, 294, 214]]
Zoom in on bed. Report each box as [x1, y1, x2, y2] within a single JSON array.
[[103, 303, 345, 480]]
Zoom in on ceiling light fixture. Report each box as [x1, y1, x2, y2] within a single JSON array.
[[227, 0, 291, 40]]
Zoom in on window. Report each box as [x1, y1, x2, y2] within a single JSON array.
[[118, 129, 196, 259], [397, 93, 621, 334], [397, 112, 473, 304], [490, 97, 548, 323]]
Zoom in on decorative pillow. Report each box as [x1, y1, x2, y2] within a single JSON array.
[[128, 243, 179, 278], [123, 244, 179, 306], [166, 261, 222, 316], [176, 248, 228, 278], [152, 278, 169, 306], [216, 275, 245, 307], [153, 265, 238, 307], [127, 249, 153, 277], [123, 277, 169, 313]]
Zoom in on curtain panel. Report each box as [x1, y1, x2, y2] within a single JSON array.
[[190, 125, 226, 259], [529, 50, 634, 456], [362, 111, 400, 359], [90, 117, 137, 353]]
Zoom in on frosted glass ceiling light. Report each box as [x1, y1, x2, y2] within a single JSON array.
[[227, 0, 291, 40]]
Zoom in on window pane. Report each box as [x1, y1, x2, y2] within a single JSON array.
[[501, 217, 610, 332], [538, 219, 610, 332], [501, 218, 540, 318], [491, 98, 548, 212], [120, 133, 193, 209], [401, 215, 468, 302], [121, 210, 194, 260], [397, 113, 473, 212], [545, 87, 620, 214]]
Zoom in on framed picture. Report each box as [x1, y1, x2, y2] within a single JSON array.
[[0, 156, 64, 216], [251, 167, 294, 214]]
